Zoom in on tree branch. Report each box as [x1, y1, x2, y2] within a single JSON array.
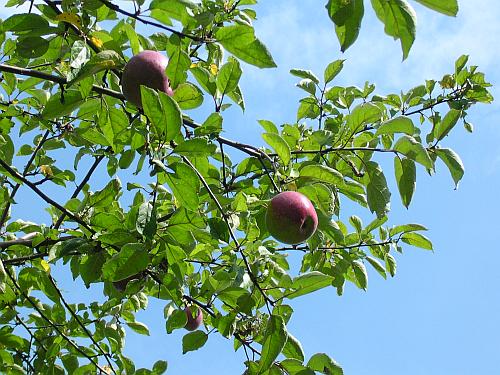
[[53, 153, 105, 230], [0, 63, 123, 100], [0, 130, 51, 230], [4, 268, 109, 373], [181, 156, 275, 311], [97, 0, 208, 42], [0, 157, 93, 233], [47, 274, 116, 374]]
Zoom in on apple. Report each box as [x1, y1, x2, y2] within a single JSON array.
[[266, 191, 318, 244], [121, 50, 174, 108], [184, 306, 203, 331]]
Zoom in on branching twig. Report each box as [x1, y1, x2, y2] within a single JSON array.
[[4, 268, 109, 373], [0, 63, 123, 100], [97, 0, 208, 42], [181, 156, 275, 311], [47, 275, 116, 374], [0, 157, 93, 233], [53, 153, 106, 230], [0, 130, 51, 230]]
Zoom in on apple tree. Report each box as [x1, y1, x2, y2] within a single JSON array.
[[0, 0, 493, 374]]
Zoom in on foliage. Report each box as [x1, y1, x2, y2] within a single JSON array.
[[0, 0, 492, 374]]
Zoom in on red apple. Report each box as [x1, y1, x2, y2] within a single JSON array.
[[184, 306, 203, 331], [121, 50, 174, 108], [266, 191, 318, 244]]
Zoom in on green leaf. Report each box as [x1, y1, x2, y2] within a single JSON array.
[[300, 164, 344, 186], [324, 59, 345, 84], [389, 223, 427, 236], [435, 109, 461, 141], [175, 138, 217, 157], [366, 256, 387, 279], [385, 253, 397, 277], [330, 0, 364, 52], [141, 87, 182, 142], [152, 360, 168, 375], [166, 45, 191, 89], [307, 353, 343, 375], [394, 135, 433, 169], [42, 90, 84, 119], [297, 97, 321, 120], [296, 79, 317, 95], [258, 315, 287, 373], [191, 66, 217, 95], [290, 69, 320, 84], [375, 116, 414, 136], [347, 102, 383, 133], [394, 157, 416, 208], [150, 0, 196, 24], [174, 82, 203, 110], [126, 321, 150, 336], [258, 119, 279, 134], [69, 50, 124, 86], [414, 0, 458, 16], [102, 243, 149, 282], [401, 232, 433, 250], [215, 25, 276, 68], [216, 57, 242, 95], [262, 133, 291, 166], [287, 272, 334, 299], [195, 112, 223, 136], [365, 161, 391, 218], [371, 0, 417, 59], [434, 148, 464, 188], [166, 309, 188, 333], [3, 13, 48, 32], [163, 163, 200, 211], [182, 331, 208, 354], [282, 332, 305, 362], [0, 331, 28, 349], [16, 36, 49, 58], [351, 260, 368, 290]]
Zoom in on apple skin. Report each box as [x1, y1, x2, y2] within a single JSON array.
[[266, 191, 318, 245], [121, 50, 174, 108], [184, 306, 203, 331]]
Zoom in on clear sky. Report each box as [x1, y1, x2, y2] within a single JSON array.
[[3, 1, 500, 374], [128, 2, 500, 373]]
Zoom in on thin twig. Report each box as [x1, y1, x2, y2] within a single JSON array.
[[53, 153, 105, 229], [4, 268, 108, 373], [181, 156, 275, 311], [0, 157, 93, 233], [97, 0, 208, 42], [47, 275, 116, 374], [0, 130, 51, 229]]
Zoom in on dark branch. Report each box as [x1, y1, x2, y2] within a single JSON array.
[[47, 275, 117, 374], [0, 157, 93, 233], [4, 268, 109, 373], [97, 0, 208, 42]]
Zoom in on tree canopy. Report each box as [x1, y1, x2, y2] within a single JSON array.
[[0, 0, 493, 374]]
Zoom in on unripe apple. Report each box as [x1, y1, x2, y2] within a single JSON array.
[[266, 191, 318, 245], [121, 50, 174, 108], [184, 306, 203, 331]]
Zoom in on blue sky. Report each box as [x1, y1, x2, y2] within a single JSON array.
[[129, 2, 500, 373], [2, 1, 500, 374]]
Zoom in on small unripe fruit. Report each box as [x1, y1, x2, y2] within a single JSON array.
[[184, 306, 203, 331], [121, 50, 173, 108], [266, 191, 318, 245]]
